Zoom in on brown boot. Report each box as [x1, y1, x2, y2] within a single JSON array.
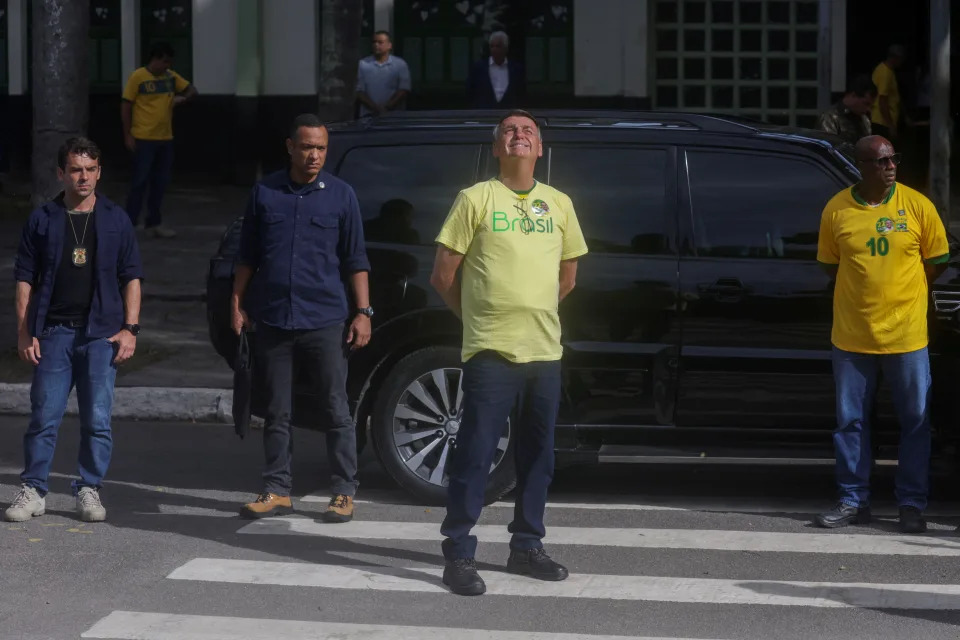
[[322, 494, 354, 523], [239, 493, 293, 519]]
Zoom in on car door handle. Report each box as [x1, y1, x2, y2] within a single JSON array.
[[699, 278, 745, 302]]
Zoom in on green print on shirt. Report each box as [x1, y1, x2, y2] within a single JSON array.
[[492, 211, 555, 234]]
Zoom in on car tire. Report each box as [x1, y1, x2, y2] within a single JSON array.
[[371, 346, 517, 506]]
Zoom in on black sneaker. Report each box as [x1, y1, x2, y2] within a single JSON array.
[[442, 558, 486, 596], [814, 502, 871, 528], [899, 506, 927, 534], [506, 548, 569, 581]]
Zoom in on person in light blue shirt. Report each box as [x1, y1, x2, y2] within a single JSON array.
[[356, 31, 411, 117]]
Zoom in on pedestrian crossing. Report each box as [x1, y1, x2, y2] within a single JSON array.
[[80, 496, 960, 639]]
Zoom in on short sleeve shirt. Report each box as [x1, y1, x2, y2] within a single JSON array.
[[122, 67, 191, 140], [870, 62, 900, 128], [817, 182, 949, 354], [435, 178, 588, 363], [356, 55, 412, 116]]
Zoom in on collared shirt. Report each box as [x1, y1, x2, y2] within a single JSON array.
[[488, 57, 510, 103], [816, 101, 872, 145], [238, 170, 370, 331], [356, 55, 412, 117], [14, 194, 144, 339]]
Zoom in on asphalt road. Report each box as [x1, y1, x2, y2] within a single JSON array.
[[1, 416, 960, 639]]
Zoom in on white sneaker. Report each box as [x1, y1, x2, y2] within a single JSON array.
[[76, 487, 107, 522], [149, 225, 177, 239], [4, 485, 45, 522]]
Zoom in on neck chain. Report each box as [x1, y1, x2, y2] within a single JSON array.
[[67, 210, 92, 266]]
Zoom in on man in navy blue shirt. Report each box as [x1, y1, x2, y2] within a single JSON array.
[[232, 113, 372, 523], [5, 137, 143, 524]]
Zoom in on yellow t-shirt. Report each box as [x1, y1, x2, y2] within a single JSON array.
[[817, 182, 949, 354], [870, 62, 900, 129], [122, 67, 190, 140], [435, 178, 589, 363]]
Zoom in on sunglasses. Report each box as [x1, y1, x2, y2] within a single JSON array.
[[860, 153, 902, 167]]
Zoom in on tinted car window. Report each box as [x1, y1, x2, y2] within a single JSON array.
[[548, 147, 671, 254], [337, 145, 479, 245], [687, 150, 840, 260]]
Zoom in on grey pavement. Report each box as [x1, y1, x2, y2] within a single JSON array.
[[2, 417, 960, 639], [0, 178, 247, 393]]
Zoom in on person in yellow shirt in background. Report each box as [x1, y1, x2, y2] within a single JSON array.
[[430, 110, 588, 596], [121, 42, 197, 239], [871, 45, 905, 140], [815, 135, 949, 534]]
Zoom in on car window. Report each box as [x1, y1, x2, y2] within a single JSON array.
[[547, 146, 671, 254], [337, 145, 479, 246], [686, 150, 840, 260]]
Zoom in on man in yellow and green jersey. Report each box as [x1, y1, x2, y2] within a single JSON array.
[[121, 41, 197, 238], [430, 110, 587, 596], [815, 135, 949, 534], [870, 45, 904, 140]]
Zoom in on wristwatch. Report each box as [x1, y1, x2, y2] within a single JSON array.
[[356, 307, 375, 318], [122, 323, 141, 336]]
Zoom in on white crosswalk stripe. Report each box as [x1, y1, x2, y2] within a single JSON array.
[[81, 611, 716, 640], [80, 498, 960, 639], [237, 516, 960, 557]]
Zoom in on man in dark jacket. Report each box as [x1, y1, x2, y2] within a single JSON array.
[[5, 137, 143, 524], [816, 75, 877, 145], [232, 113, 372, 524], [467, 31, 526, 109]]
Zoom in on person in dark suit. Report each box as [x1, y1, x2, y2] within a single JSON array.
[[466, 31, 526, 109]]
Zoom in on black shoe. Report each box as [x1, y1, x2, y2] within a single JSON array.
[[506, 548, 569, 581], [815, 502, 871, 528], [899, 506, 927, 534], [442, 558, 486, 596]]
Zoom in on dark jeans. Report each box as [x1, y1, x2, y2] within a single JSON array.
[[21, 325, 117, 496], [255, 323, 358, 497], [441, 351, 561, 560], [831, 346, 931, 510], [125, 139, 174, 228]]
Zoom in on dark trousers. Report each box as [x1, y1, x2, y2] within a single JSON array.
[[441, 351, 561, 560], [125, 139, 174, 228], [255, 323, 358, 497]]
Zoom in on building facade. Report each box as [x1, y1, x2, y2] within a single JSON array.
[[0, 0, 949, 181]]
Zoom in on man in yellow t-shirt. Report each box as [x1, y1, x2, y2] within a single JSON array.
[[816, 135, 949, 534], [870, 45, 904, 140], [121, 42, 197, 238], [431, 110, 587, 596]]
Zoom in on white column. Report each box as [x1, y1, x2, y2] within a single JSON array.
[[262, 0, 317, 95], [374, 0, 393, 33], [7, 0, 27, 95], [120, 0, 139, 80], [623, 0, 648, 97], [192, 0, 238, 93], [574, 0, 624, 96]]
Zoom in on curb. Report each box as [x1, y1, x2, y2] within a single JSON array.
[[0, 383, 234, 423]]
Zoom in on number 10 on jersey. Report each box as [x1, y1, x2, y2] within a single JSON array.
[[866, 236, 889, 256]]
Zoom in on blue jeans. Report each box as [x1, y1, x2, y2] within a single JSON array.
[[21, 325, 118, 496], [831, 346, 931, 510], [125, 139, 174, 228], [441, 351, 561, 560]]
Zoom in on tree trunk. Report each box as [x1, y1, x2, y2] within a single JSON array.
[[318, 0, 362, 123], [31, 0, 90, 208]]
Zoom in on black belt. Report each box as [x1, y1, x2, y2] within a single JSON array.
[[46, 319, 87, 329]]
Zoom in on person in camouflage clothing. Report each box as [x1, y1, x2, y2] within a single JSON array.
[[817, 75, 877, 145]]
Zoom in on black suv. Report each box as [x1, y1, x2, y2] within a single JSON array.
[[207, 110, 960, 504]]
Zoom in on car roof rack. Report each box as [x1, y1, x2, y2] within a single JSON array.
[[343, 109, 760, 134]]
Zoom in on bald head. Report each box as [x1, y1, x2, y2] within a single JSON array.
[[855, 135, 894, 161]]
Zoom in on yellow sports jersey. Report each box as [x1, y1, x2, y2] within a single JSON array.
[[870, 62, 900, 129], [435, 178, 589, 363], [122, 67, 190, 140], [817, 182, 949, 354]]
